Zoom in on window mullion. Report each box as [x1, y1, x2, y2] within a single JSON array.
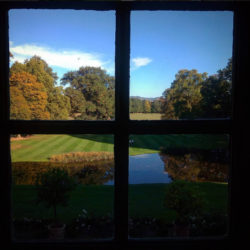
[[114, 5, 130, 244], [230, 5, 250, 243], [0, 6, 11, 246]]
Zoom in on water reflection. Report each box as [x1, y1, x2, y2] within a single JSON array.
[[160, 148, 229, 182], [12, 161, 114, 185], [129, 153, 172, 184], [12, 148, 229, 185]]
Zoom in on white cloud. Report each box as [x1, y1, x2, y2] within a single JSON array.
[[132, 57, 152, 68], [10, 43, 111, 71]]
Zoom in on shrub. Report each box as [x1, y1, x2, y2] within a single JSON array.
[[49, 152, 114, 163], [164, 181, 205, 225], [35, 167, 77, 225]]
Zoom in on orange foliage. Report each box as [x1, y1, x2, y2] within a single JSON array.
[[10, 72, 50, 120]]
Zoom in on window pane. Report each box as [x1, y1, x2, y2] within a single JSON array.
[[130, 11, 233, 120], [9, 10, 115, 120], [11, 134, 114, 241], [128, 134, 229, 238]]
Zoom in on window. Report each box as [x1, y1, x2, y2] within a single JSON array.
[[130, 11, 233, 120], [1, 1, 250, 249]]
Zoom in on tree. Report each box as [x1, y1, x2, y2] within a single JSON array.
[[151, 99, 163, 113], [35, 167, 76, 224], [10, 61, 26, 75], [10, 56, 71, 120], [10, 72, 50, 120], [24, 55, 57, 91], [200, 58, 232, 118], [65, 87, 86, 116], [164, 181, 204, 225], [61, 66, 115, 120], [143, 100, 151, 113], [162, 88, 178, 119], [10, 86, 31, 120], [162, 70, 207, 119], [130, 98, 144, 113], [47, 87, 71, 120]]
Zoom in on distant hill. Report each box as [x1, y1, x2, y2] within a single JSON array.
[[130, 96, 161, 101]]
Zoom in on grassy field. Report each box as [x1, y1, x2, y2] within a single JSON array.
[[12, 182, 228, 223], [130, 113, 162, 120], [10, 134, 229, 162]]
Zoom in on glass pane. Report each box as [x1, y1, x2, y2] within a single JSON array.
[[9, 10, 115, 120], [130, 11, 233, 120], [11, 134, 114, 241], [128, 134, 229, 238]]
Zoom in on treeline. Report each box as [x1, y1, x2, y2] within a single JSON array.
[[162, 58, 232, 119], [10, 56, 114, 120], [9, 55, 232, 120], [130, 98, 163, 113]]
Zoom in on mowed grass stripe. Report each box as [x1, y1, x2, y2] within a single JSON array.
[[59, 136, 87, 154], [82, 139, 96, 152], [11, 136, 47, 159], [72, 138, 93, 152], [33, 135, 76, 160], [107, 142, 114, 153], [11, 134, 229, 162], [95, 140, 106, 152], [11, 135, 51, 149], [23, 135, 72, 161], [98, 135, 111, 151], [11, 135, 63, 162]]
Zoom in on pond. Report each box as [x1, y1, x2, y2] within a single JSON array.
[[12, 149, 229, 185], [105, 153, 172, 185]]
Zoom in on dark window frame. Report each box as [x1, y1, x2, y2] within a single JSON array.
[[1, 1, 250, 250]]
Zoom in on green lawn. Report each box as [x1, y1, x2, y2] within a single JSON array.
[[12, 182, 228, 223], [11, 134, 229, 162]]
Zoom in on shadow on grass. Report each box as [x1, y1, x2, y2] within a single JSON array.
[[69, 134, 229, 153]]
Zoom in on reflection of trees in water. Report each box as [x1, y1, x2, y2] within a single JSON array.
[[70, 161, 114, 185], [160, 149, 228, 182], [12, 161, 114, 185]]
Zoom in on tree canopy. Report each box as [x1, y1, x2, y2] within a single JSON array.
[[162, 69, 207, 119], [10, 56, 70, 120], [162, 58, 232, 119], [9, 54, 232, 121], [200, 59, 232, 118], [61, 66, 115, 120], [10, 72, 49, 120]]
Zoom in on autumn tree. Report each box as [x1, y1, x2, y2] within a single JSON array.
[[143, 100, 151, 113], [10, 86, 31, 120], [61, 67, 115, 120], [10, 72, 49, 120], [10, 56, 71, 120]]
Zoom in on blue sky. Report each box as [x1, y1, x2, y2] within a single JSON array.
[[9, 10, 233, 98]]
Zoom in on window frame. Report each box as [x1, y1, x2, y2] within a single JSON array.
[[1, 1, 249, 250]]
